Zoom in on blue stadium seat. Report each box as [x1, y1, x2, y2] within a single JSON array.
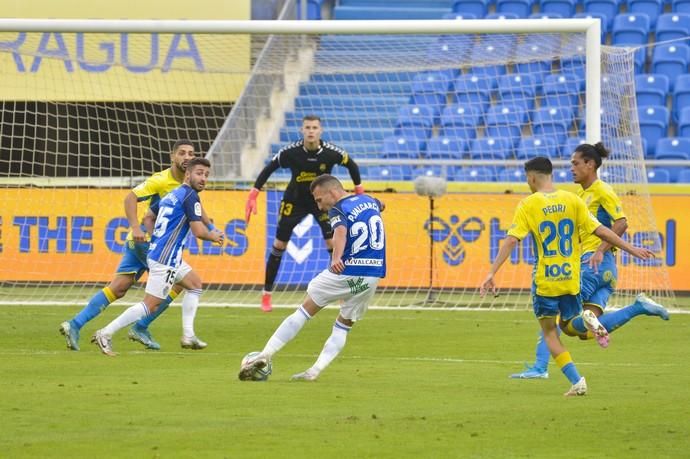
[[497, 74, 537, 111], [515, 43, 553, 88], [553, 169, 574, 182], [454, 166, 499, 181], [672, 74, 690, 122], [635, 74, 670, 107], [296, 0, 323, 20], [628, 0, 664, 28], [609, 137, 648, 159], [497, 168, 527, 182], [656, 13, 690, 41], [533, 107, 574, 143], [395, 105, 436, 139], [452, 0, 490, 17], [584, 0, 620, 28], [496, 0, 534, 18], [529, 12, 563, 18], [676, 168, 690, 182], [333, 5, 451, 19], [485, 12, 520, 18], [655, 137, 690, 160], [411, 72, 452, 119], [580, 105, 622, 132], [426, 40, 468, 69], [425, 136, 469, 159], [672, 0, 690, 14], [645, 168, 672, 183], [469, 137, 513, 159], [540, 0, 577, 17], [542, 73, 583, 109], [367, 165, 415, 181], [562, 137, 587, 158], [470, 42, 510, 79], [452, 74, 495, 111], [612, 13, 651, 46], [573, 13, 609, 42], [484, 104, 528, 148], [440, 104, 483, 140], [516, 136, 559, 159], [651, 43, 690, 89], [443, 12, 479, 19], [382, 136, 426, 159], [414, 165, 455, 179], [637, 105, 670, 156], [678, 107, 690, 137]]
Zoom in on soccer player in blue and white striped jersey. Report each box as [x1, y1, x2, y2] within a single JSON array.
[[92, 158, 224, 356]]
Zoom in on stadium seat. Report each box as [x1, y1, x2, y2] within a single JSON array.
[[496, 0, 534, 18], [562, 137, 587, 158], [452, 0, 490, 17], [516, 136, 559, 159], [296, 0, 323, 20], [443, 12, 479, 20], [672, 0, 690, 14], [635, 74, 670, 107], [426, 40, 468, 69], [382, 135, 426, 159], [573, 13, 609, 42], [676, 168, 690, 182], [583, 0, 620, 28], [367, 165, 415, 181], [469, 137, 513, 160], [533, 107, 574, 143], [645, 168, 672, 183], [440, 104, 483, 141], [484, 104, 528, 148], [627, 0, 664, 28], [395, 105, 436, 139], [452, 74, 495, 111], [539, 0, 577, 18], [410, 72, 452, 119], [655, 137, 690, 160], [580, 105, 622, 132], [425, 136, 469, 159], [454, 166, 499, 181], [414, 165, 454, 179], [553, 168, 574, 182], [497, 74, 537, 111], [514, 42, 553, 88], [672, 74, 690, 122], [677, 107, 690, 137], [612, 13, 651, 46], [651, 43, 690, 89], [609, 137, 648, 159], [497, 167, 527, 181], [637, 105, 670, 156], [542, 73, 583, 109], [528, 12, 563, 19], [333, 6, 451, 20], [655, 13, 690, 41], [485, 12, 520, 19], [470, 40, 511, 79]]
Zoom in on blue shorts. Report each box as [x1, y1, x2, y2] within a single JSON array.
[[532, 289, 583, 322], [580, 251, 617, 312], [115, 240, 149, 281]]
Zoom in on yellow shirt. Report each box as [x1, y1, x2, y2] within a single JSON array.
[[126, 168, 182, 241], [508, 189, 602, 296], [578, 179, 626, 255]]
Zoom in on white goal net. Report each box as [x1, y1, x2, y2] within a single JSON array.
[[0, 17, 677, 310]]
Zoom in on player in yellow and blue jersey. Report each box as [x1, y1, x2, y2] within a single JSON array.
[[59, 140, 213, 351], [511, 143, 669, 379], [239, 174, 385, 382], [480, 157, 656, 396]]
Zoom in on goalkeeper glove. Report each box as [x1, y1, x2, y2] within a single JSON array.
[[354, 184, 365, 195], [245, 187, 260, 223]]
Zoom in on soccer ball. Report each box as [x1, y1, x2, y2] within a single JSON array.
[[240, 351, 272, 381]]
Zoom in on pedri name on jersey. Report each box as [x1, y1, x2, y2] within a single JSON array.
[[346, 201, 380, 222]]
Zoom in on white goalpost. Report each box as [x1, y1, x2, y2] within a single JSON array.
[[0, 16, 677, 310]]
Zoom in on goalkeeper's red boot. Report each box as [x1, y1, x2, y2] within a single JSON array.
[[261, 292, 273, 312]]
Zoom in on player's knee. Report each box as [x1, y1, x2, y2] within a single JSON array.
[[271, 245, 286, 257]]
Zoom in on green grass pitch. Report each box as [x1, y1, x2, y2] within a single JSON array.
[[1, 305, 688, 458]]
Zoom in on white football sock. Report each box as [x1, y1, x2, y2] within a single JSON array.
[[261, 306, 311, 358], [182, 289, 202, 338], [102, 302, 148, 336], [310, 321, 351, 375]]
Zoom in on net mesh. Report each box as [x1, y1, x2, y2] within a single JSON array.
[[0, 21, 677, 310]]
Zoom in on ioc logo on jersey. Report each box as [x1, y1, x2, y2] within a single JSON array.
[[424, 216, 485, 266]]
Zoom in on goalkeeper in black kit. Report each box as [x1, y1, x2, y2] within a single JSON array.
[[245, 115, 364, 311]]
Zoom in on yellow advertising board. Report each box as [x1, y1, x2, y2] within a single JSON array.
[[0, 189, 687, 292], [0, 0, 250, 101]]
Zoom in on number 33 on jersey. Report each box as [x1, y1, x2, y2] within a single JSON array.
[[329, 194, 386, 278]]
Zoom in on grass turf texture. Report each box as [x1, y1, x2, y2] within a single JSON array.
[[1, 305, 688, 458]]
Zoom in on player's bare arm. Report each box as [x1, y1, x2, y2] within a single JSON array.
[[190, 220, 224, 244], [480, 235, 519, 297], [142, 209, 156, 235], [593, 225, 655, 260], [329, 226, 347, 274], [589, 217, 628, 270], [124, 191, 146, 242]]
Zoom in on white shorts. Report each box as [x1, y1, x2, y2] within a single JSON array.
[[306, 269, 380, 321], [145, 258, 192, 299]]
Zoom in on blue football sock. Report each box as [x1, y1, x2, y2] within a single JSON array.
[[134, 294, 174, 329], [556, 352, 581, 385], [533, 330, 552, 371], [598, 302, 645, 333], [72, 287, 116, 329]]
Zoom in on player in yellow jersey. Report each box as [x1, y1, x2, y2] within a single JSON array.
[[510, 143, 669, 379], [480, 157, 656, 396], [59, 140, 214, 351]]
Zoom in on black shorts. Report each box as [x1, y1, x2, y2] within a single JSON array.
[[275, 200, 333, 242]]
